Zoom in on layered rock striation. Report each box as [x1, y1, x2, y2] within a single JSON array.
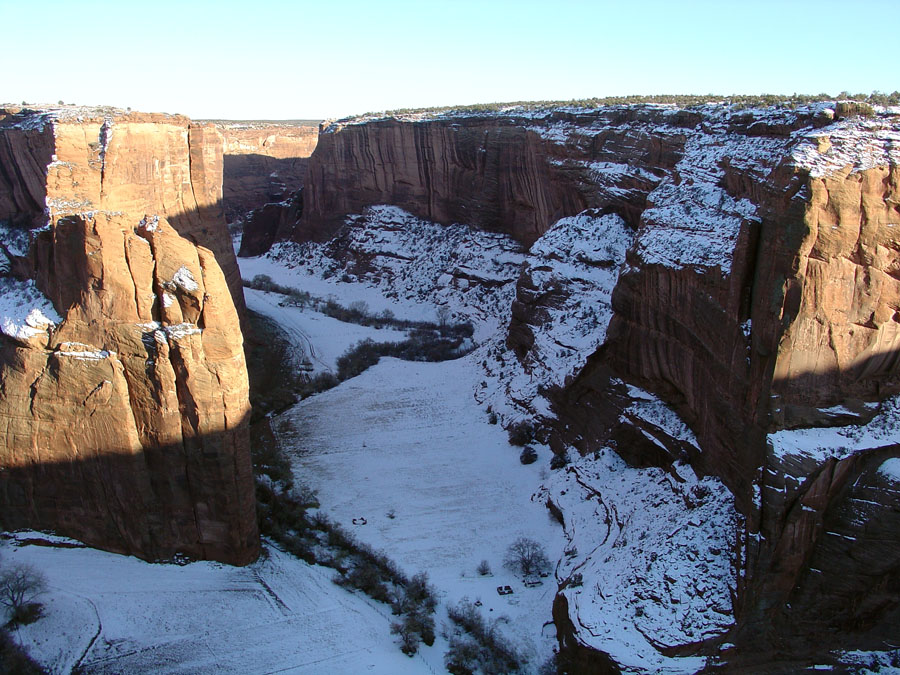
[[0, 106, 258, 565]]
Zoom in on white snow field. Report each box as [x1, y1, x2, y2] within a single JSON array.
[[245, 287, 408, 374], [272, 355, 565, 671], [2, 534, 427, 674]]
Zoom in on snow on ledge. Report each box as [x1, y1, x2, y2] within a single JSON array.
[[877, 458, 900, 483], [0, 278, 61, 340], [792, 118, 900, 179], [55, 342, 115, 360], [172, 266, 199, 293], [545, 451, 738, 673], [770, 394, 900, 463]]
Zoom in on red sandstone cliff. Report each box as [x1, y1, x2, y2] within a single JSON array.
[[0, 106, 258, 565], [0, 105, 245, 314]]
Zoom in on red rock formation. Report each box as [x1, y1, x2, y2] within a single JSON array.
[[299, 112, 680, 246], [0, 105, 245, 314], [215, 122, 318, 221], [0, 106, 258, 565]]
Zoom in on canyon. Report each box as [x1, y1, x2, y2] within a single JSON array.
[[249, 101, 900, 671], [212, 120, 319, 221], [2, 99, 899, 673]]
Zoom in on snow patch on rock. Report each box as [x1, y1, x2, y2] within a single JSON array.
[[172, 266, 199, 293], [770, 394, 900, 463], [543, 450, 738, 672], [0, 278, 61, 341], [792, 118, 900, 178], [876, 457, 900, 483]]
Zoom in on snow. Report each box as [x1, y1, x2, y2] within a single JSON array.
[[2, 535, 427, 674], [770, 394, 900, 463], [163, 323, 202, 340], [636, 128, 789, 274], [274, 355, 566, 671], [139, 214, 160, 232], [240, 205, 526, 343], [877, 458, 900, 483], [0, 278, 61, 341], [544, 451, 738, 673], [792, 118, 900, 178], [0, 220, 32, 257], [245, 288, 408, 374], [55, 342, 114, 360], [172, 265, 199, 293], [477, 212, 632, 422], [837, 648, 900, 673], [623, 384, 699, 447]]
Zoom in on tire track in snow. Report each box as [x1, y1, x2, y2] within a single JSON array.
[[245, 290, 333, 374]]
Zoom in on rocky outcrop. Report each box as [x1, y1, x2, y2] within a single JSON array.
[[0, 105, 245, 314], [0, 106, 258, 565], [238, 190, 303, 257], [551, 108, 900, 668], [215, 122, 318, 221]]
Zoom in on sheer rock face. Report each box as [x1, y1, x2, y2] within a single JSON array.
[[216, 123, 318, 221], [552, 112, 900, 665], [298, 111, 684, 246], [0, 212, 258, 564], [0, 106, 245, 314], [0, 107, 258, 565]]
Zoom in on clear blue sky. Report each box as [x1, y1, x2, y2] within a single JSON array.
[[3, 0, 897, 120]]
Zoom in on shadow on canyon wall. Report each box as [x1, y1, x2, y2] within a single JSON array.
[[0, 416, 259, 566], [222, 154, 308, 222]]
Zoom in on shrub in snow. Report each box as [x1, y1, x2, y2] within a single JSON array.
[[507, 421, 535, 446], [0, 627, 43, 674], [503, 537, 551, 578], [445, 599, 523, 674], [519, 446, 538, 465], [476, 559, 492, 576], [549, 451, 570, 470], [391, 618, 421, 656]]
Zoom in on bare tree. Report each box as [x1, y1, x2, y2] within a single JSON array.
[[503, 537, 551, 578], [436, 305, 452, 328], [0, 563, 47, 624]]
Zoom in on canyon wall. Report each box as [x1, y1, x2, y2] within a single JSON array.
[[215, 122, 318, 221], [0, 106, 258, 565], [281, 103, 900, 669], [0, 106, 245, 313]]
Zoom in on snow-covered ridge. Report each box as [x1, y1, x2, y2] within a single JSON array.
[[245, 205, 526, 341], [478, 212, 633, 420], [324, 100, 850, 131], [1, 104, 185, 129], [791, 117, 900, 178]]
